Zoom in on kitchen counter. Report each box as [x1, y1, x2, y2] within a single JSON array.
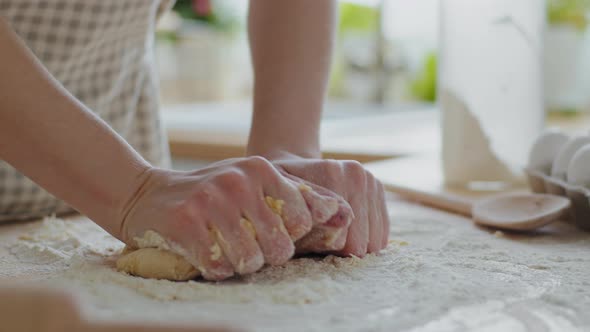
[[1, 189, 589, 331]]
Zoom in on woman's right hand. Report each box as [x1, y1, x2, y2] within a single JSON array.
[[117, 156, 353, 281]]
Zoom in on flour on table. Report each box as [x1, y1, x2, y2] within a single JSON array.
[[2, 200, 590, 332], [3, 216, 383, 305]]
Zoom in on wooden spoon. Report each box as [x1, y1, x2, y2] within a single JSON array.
[[387, 184, 571, 231]]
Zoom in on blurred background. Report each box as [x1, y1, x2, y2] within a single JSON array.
[[157, 0, 590, 170], [156, 0, 438, 109], [155, 0, 590, 113]]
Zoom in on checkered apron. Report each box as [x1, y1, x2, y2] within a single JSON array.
[[0, 0, 173, 222]]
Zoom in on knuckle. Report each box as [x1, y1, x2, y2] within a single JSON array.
[[345, 160, 366, 176], [324, 159, 343, 172], [190, 186, 215, 204], [319, 160, 343, 185], [346, 160, 364, 171], [215, 169, 248, 192], [345, 161, 367, 187], [243, 155, 274, 172]]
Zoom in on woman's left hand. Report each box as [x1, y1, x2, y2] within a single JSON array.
[[270, 154, 390, 257]]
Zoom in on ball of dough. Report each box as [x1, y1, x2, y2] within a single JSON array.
[[116, 247, 199, 281]]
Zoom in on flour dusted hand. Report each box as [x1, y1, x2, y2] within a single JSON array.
[[117, 157, 353, 281], [272, 156, 390, 257]]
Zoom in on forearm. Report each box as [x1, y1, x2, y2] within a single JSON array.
[[0, 19, 150, 236], [246, 0, 336, 159]]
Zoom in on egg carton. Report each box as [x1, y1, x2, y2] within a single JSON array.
[[526, 131, 590, 230], [525, 168, 590, 230]]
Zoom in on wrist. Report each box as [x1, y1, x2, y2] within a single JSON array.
[[247, 104, 322, 161], [98, 163, 155, 240]]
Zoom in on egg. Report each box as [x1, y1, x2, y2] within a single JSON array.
[[551, 135, 590, 180], [528, 130, 569, 174], [567, 144, 590, 187]]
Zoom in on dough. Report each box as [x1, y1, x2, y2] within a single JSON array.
[[116, 197, 285, 281], [116, 230, 199, 281], [116, 247, 199, 281]]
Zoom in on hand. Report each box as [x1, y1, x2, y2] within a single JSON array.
[[271, 154, 390, 257], [118, 156, 353, 280]]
